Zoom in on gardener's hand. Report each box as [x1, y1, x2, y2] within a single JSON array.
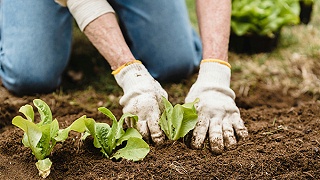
[[185, 59, 248, 154], [113, 60, 167, 144]]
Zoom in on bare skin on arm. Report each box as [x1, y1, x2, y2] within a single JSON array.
[[83, 13, 135, 70], [196, 0, 231, 61]]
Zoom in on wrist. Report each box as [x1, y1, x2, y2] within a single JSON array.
[[201, 59, 231, 68], [112, 60, 142, 75], [113, 61, 154, 91]]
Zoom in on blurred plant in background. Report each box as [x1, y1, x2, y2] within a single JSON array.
[[231, 0, 300, 37]]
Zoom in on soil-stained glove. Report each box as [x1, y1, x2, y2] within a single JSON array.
[[113, 60, 167, 144], [185, 59, 248, 154]]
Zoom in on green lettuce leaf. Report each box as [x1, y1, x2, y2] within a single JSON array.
[[67, 107, 149, 161], [12, 116, 43, 159], [33, 99, 53, 125], [112, 137, 150, 161], [159, 97, 199, 140]]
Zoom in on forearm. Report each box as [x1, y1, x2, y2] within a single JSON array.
[[196, 0, 231, 61], [83, 13, 135, 70], [56, 0, 134, 70]]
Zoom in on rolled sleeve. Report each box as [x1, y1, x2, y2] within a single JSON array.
[[56, 0, 115, 31]]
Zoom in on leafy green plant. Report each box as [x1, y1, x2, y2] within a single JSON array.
[[60, 107, 150, 161], [12, 99, 69, 178], [231, 0, 300, 37], [159, 97, 199, 141]]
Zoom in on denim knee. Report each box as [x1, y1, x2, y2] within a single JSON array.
[[145, 29, 202, 82], [0, 0, 72, 95], [0, 41, 71, 95], [1, 64, 61, 95], [146, 48, 201, 82]]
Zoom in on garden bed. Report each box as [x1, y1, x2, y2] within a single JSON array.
[[1, 3, 320, 176], [0, 77, 319, 179]]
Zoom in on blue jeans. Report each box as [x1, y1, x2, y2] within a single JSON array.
[[0, 0, 202, 95]]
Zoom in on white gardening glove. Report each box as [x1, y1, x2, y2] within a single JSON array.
[[185, 59, 248, 154], [113, 60, 167, 144]]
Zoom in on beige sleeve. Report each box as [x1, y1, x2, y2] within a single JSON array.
[[54, 0, 115, 31]]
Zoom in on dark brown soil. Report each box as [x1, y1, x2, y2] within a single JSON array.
[[0, 38, 319, 179], [1, 75, 319, 180]]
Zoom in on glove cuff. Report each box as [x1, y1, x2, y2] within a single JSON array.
[[197, 60, 232, 88], [201, 59, 231, 68], [112, 60, 142, 75], [114, 61, 155, 92]]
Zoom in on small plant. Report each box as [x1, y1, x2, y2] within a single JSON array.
[[159, 97, 199, 141], [12, 99, 69, 178], [60, 107, 150, 161]]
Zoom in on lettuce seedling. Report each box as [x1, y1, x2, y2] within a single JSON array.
[[159, 97, 199, 140], [12, 99, 69, 178], [61, 107, 150, 161]]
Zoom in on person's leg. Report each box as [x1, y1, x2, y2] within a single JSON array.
[[109, 0, 202, 81], [0, 0, 72, 95]]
